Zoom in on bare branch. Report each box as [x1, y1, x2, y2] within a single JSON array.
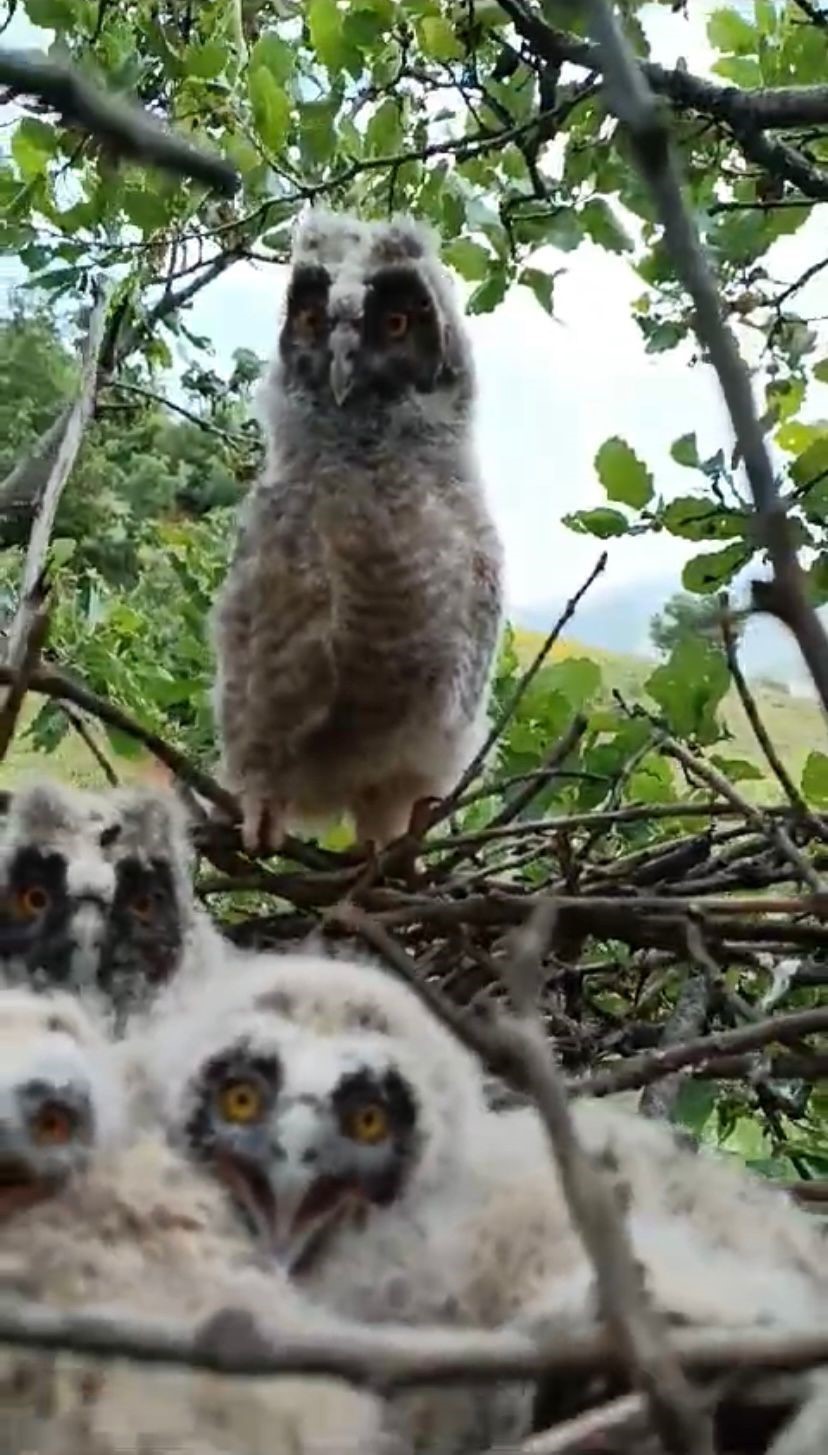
[[0, 48, 239, 196], [0, 578, 49, 763]]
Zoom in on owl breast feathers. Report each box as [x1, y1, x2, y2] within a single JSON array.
[[211, 208, 504, 853]]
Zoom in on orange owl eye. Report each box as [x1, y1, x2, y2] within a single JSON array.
[[295, 305, 325, 338], [16, 885, 49, 919], [217, 1080, 264, 1125], [30, 1101, 77, 1147], [345, 1103, 389, 1146], [129, 892, 153, 922], [384, 311, 408, 340]]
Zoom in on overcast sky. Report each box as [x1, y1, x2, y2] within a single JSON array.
[[2, 1, 827, 630]]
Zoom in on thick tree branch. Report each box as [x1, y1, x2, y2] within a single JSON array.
[[0, 49, 239, 195]]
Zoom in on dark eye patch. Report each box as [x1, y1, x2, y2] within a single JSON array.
[[185, 1040, 282, 1156], [96, 856, 182, 1013], [364, 266, 435, 335], [0, 848, 70, 971], [332, 1065, 419, 1205]]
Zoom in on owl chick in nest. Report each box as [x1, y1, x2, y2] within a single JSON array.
[[134, 950, 828, 1454], [0, 985, 392, 1455], [0, 780, 222, 1030], [212, 207, 504, 854]]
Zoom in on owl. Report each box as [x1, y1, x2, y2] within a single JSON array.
[[0, 986, 392, 1455], [211, 207, 504, 854], [132, 950, 828, 1454], [0, 779, 223, 1030]]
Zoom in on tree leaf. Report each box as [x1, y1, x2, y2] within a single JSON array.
[[249, 32, 295, 83], [580, 198, 632, 254], [710, 755, 764, 783], [249, 67, 291, 150], [814, 359, 828, 385], [443, 239, 491, 281], [545, 657, 603, 708], [11, 118, 57, 179], [802, 750, 828, 808], [594, 436, 653, 509], [674, 1080, 717, 1137], [661, 497, 747, 542], [122, 185, 169, 232], [467, 267, 508, 314], [707, 7, 758, 54], [309, 0, 347, 69], [418, 15, 462, 60], [646, 637, 729, 745], [562, 507, 629, 539], [682, 542, 748, 594], [365, 97, 403, 155], [518, 266, 556, 315], [670, 432, 699, 468]]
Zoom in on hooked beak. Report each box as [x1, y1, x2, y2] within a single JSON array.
[[68, 901, 106, 985], [329, 324, 359, 407]]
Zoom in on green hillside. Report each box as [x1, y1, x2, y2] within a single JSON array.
[[513, 628, 823, 803], [1, 633, 822, 803]]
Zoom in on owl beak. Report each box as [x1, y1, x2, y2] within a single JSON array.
[[329, 325, 359, 406]]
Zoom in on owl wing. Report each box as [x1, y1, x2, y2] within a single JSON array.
[[213, 499, 336, 796], [460, 533, 503, 720]]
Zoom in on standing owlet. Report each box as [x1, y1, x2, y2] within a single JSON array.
[[212, 208, 504, 853]]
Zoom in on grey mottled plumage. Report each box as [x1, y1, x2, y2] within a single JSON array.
[[0, 780, 221, 1029], [211, 208, 503, 853]]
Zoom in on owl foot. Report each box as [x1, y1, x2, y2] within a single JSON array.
[[240, 795, 287, 856]]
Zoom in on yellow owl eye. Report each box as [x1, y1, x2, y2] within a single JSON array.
[[217, 1080, 264, 1125], [384, 311, 408, 340], [31, 1101, 77, 1147], [345, 1103, 389, 1145], [15, 884, 50, 920]]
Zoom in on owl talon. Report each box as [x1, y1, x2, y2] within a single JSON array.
[[241, 798, 286, 856]]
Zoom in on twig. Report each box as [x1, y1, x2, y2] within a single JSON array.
[[720, 596, 825, 838], [428, 553, 608, 829], [487, 715, 589, 831], [59, 705, 119, 786], [574, 0, 828, 714], [575, 1005, 828, 1099], [0, 49, 239, 195], [0, 579, 50, 763], [497, 902, 714, 1454], [0, 1297, 826, 1385], [638, 970, 710, 1122], [497, 1393, 646, 1455]]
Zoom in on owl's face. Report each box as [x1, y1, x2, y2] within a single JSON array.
[[280, 258, 448, 410], [0, 784, 187, 1024], [0, 989, 119, 1221], [181, 1016, 421, 1272]]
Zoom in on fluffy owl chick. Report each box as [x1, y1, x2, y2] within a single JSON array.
[[0, 1018, 389, 1455], [0, 780, 222, 1030], [212, 207, 504, 853], [0, 984, 124, 1224]]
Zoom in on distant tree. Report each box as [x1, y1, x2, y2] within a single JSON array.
[[650, 592, 741, 657]]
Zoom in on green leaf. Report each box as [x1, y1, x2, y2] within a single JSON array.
[[309, 0, 347, 69], [11, 118, 57, 179], [802, 750, 828, 808], [249, 32, 295, 83], [365, 98, 403, 155], [122, 186, 168, 232], [792, 436, 828, 491], [712, 56, 762, 86], [249, 67, 291, 150], [545, 657, 602, 709], [24, 0, 75, 25], [106, 726, 145, 761], [518, 266, 556, 315], [443, 239, 491, 281], [594, 436, 653, 509], [467, 268, 508, 314], [298, 100, 337, 165], [674, 1080, 717, 1137], [580, 198, 632, 254], [670, 433, 699, 468], [521, 210, 583, 253], [627, 755, 676, 804], [814, 359, 828, 385], [682, 542, 748, 595], [661, 497, 747, 542], [753, 0, 777, 36], [187, 40, 227, 78], [776, 420, 827, 455], [562, 507, 629, 539], [707, 7, 757, 54], [646, 637, 729, 745], [710, 756, 764, 783], [765, 376, 805, 423], [49, 537, 77, 568], [418, 14, 462, 59]]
